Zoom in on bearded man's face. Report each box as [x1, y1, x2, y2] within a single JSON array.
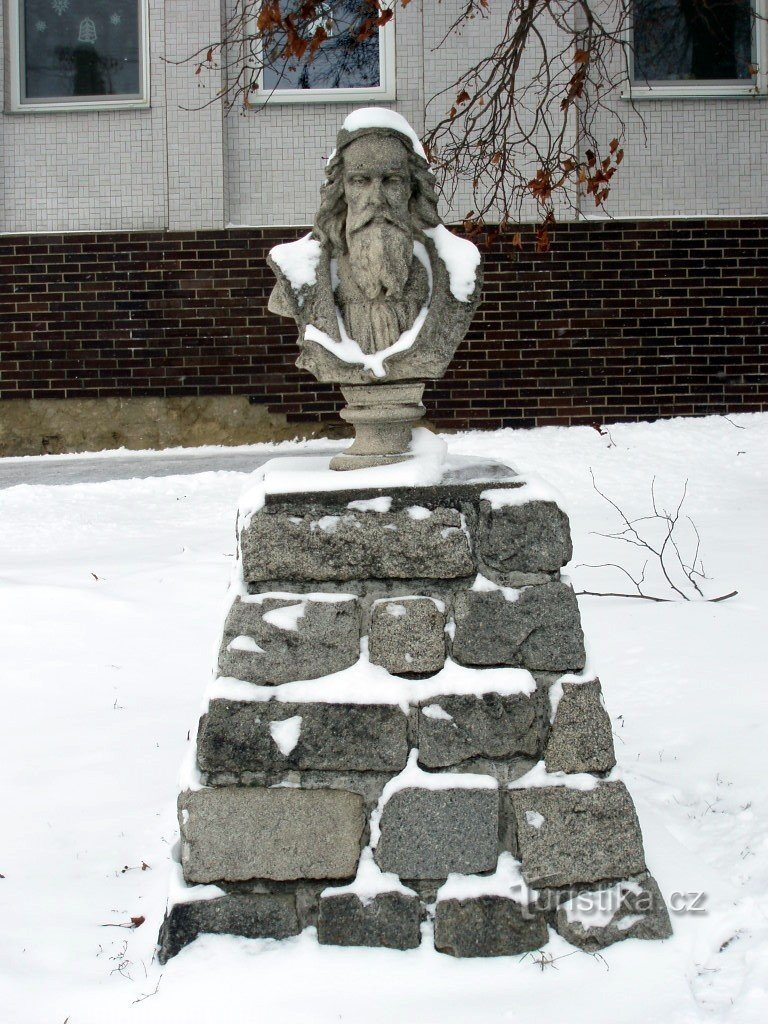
[[341, 135, 414, 300]]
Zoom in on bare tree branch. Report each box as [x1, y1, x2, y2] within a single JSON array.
[[574, 589, 737, 602], [581, 471, 735, 603]]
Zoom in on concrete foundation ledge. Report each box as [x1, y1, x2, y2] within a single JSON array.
[[0, 395, 334, 456]]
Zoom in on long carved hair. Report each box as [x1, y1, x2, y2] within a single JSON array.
[[314, 133, 441, 252]]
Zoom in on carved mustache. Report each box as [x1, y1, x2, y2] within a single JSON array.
[[347, 204, 409, 234]]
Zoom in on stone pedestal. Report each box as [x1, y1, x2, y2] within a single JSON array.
[[158, 456, 671, 961], [330, 383, 427, 471]]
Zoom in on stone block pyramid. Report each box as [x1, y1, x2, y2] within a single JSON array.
[[158, 452, 671, 961]]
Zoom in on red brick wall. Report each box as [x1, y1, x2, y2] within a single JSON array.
[[1, 220, 766, 430]]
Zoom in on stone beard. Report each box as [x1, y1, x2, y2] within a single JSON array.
[[329, 134, 431, 355], [336, 220, 430, 356]]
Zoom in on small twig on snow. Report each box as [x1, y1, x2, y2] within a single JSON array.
[[132, 976, 163, 1005], [100, 916, 145, 930], [575, 589, 737, 603]]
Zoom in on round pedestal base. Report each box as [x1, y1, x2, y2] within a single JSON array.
[[330, 383, 426, 472]]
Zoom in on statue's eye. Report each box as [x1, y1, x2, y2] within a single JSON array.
[[350, 175, 370, 185]]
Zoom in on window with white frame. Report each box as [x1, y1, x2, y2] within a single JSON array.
[[252, 0, 395, 103], [631, 0, 766, 95], [7, 0, 149, 112]]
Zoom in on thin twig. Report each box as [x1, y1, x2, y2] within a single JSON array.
[[575, 589, 674, 603], [575, 590, 737, 603], [576, 560, 647, 597], [585, 471, 734, 603], [132, 976, 163, 1005]]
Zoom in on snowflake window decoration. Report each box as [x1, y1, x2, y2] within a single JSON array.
[[51, 0, 69, 15], [110, 12, 122, 26], [35, 19, 47, 32]]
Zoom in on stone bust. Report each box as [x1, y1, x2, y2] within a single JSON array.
[[267, 108, 482, 468], [268, 109, 482, 385]]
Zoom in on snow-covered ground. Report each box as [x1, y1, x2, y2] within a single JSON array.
[[1, 413, 766, 1024]]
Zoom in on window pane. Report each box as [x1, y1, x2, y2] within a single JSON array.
[[634, 0, 752, 81], [262, 0, 381, 91], [23, 0, 141, 100]]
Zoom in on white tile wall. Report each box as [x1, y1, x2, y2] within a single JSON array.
[[0, 1, 168, 232], [586, 94, 768, 219], [2, 0, 767, 234], [164, 0, 225, 230]]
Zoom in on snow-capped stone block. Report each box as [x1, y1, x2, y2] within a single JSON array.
[[553, 874, 672, 951], [434, 896, 548, 958], [507, 782, 646, 888], [545, 679, 616, 774], [317, 892, 421, 950], [417, 690, 549, 769], [374, 788, 499, 879], [157, 892, 300, 963], [452, 583, 586, 673], [198, 699, 409, 774], [240, 504, 474, 582], [217, 594, 360, 685], [179, 787, 365, 883], [476, 496, 573, 578], [368, 597, 447, 675]]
